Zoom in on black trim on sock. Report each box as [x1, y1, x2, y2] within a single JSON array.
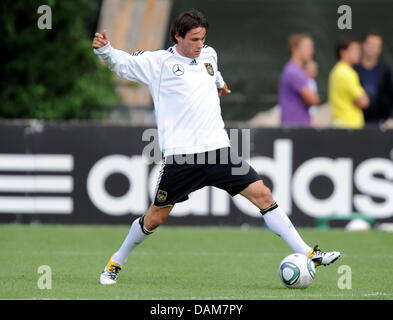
[[260, 202, 278, 215], [139, 215, 153, 235]]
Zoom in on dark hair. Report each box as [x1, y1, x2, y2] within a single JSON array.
[[335, 37, 358, 60], [170, 9, 208, 44], [361, 31, 383, 43]]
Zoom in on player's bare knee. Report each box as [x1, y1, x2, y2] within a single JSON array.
[[262, 186, 273, 199], [144, 206, 171, 230], [258, 186, 274, 208], [144, 215, 161, 230], [144, 218, 159, 230]]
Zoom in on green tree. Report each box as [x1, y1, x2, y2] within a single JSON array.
[[1, 0, 118, 119]]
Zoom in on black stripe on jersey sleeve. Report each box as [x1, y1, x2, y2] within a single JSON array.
[[131, 50, 146, 56]]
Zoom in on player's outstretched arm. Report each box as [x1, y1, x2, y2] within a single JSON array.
[[92, 30, 153, 85], [218, 82, 231, 96]]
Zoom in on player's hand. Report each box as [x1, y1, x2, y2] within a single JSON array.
[[218, 82, 231, 96], [92, 30, 109, 49]]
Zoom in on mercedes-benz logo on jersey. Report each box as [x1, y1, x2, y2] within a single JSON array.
[[172, 64, 184, 76]]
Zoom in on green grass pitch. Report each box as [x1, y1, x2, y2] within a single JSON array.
[[0, 223, 392, 300]]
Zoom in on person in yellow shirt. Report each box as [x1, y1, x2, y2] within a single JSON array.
[[329, 38, 369, 128]]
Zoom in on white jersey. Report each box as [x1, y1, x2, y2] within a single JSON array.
[[94, 43, 230, 157]]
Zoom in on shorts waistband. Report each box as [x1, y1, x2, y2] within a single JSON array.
[[164, 147, 231, 165]]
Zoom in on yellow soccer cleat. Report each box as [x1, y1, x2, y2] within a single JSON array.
[[99, 255, 122, 285], [308, 245, 341, 267]]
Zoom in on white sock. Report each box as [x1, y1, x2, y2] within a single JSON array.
[[112, 216, 153, 265], [262, 205, 311, 256]]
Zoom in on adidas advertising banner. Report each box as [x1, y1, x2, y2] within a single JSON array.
[[0, 121, 392, 226]]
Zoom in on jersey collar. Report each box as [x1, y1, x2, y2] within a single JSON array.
[[171, 45, 198, 64]]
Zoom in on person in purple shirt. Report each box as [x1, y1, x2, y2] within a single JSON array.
[[279, 33, 320, 126]]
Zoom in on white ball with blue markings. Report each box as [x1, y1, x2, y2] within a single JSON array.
[[278, 253, 316, 288]]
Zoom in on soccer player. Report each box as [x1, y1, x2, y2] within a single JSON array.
[[92, 9, 340, 285]]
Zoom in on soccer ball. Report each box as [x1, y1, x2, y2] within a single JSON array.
[[278, 253, 316, 289]]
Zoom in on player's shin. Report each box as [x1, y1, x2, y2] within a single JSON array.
[[261, 203, 311, 256], [112, 215, 154, 265]]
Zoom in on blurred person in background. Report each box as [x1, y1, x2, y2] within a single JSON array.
[[328, 38, 369, 128], [354, 32, 393, 126], [278, 33, 320, 127], [304, 59, 319, 124]]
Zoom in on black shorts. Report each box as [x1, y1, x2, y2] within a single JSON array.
[[153, 147, 260, 207]]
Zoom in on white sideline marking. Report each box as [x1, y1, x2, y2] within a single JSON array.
[[145, 292, 393, 299], [1, 250, 393, 259], [0, 249, 284, 257], [20, 292, 393, 300]]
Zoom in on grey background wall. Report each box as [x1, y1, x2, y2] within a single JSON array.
[[165, 0, 393, 120]]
